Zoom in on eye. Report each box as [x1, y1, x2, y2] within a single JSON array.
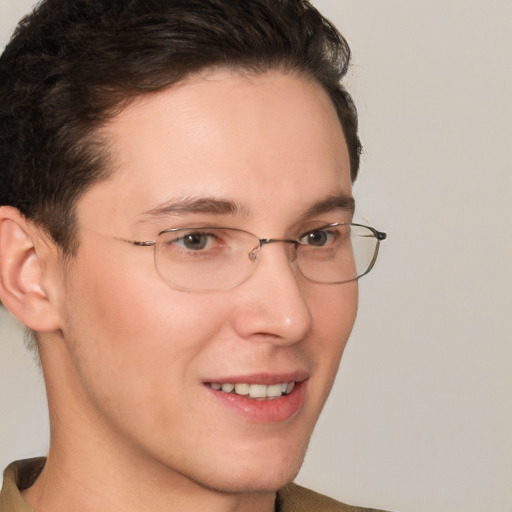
[[179, 232, 212, 250], [299, 229, 336, 247], [165, 230, 224, 252]]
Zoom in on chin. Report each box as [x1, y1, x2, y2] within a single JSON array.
[[198, 464, 303, 495], [191, 438, 309, 495]]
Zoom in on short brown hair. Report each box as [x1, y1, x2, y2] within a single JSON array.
[[0, 0, 361, 253]]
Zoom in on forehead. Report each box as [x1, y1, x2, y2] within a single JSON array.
[[78, 69, 352, 231]]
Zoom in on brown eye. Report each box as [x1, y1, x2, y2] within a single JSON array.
[[182, 232, 210, 250], [164, 231, 221, 253], [300, 230, 332, 247]]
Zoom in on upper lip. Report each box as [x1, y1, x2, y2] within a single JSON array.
[[203, 369, 309, 385]]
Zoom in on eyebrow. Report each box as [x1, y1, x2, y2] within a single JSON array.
[[140, 196, 249, 220], [301, 194, 355, 220], [139, 193, 355, 222]]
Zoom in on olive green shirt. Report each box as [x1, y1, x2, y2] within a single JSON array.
[[1, 458, 388, 512]]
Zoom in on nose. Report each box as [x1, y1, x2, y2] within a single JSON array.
[[230, 242, 313, 345]]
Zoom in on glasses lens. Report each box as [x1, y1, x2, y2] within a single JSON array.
[[153, 224, 382, 291], [154, 228, 258, 291], [296, 224, 379, 283]]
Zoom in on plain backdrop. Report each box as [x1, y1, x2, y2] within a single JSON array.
[[0, 1, 511, 511]]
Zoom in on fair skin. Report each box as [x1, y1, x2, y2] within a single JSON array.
[[0, 70, 357, 512]]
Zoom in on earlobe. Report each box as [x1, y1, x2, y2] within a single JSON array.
[[0, 206, 62, 332]]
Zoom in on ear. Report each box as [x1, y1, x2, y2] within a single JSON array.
[[0, 206, 62, 332]]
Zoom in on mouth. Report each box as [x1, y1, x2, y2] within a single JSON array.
[[203, 373, 308, 423], [205, 381, 295, 400]]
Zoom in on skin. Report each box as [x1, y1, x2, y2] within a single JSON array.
[[3, 69, 357, 512]]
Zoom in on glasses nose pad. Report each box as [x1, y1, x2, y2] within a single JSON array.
[[248, 246, 260, 262], [288, 244, 301, 278], [289, 243, 298, 263]]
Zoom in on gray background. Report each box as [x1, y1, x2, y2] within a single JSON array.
[[1, 1, 511, 511]]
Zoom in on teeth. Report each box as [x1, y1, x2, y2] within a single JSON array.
[[249, 384, 266, 398], [267, 383, 283, 398], [208, 381, 296, 399], [234, 383, 250, 395]]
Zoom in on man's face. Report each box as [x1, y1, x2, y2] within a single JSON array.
[[51, 70, 357, 493]]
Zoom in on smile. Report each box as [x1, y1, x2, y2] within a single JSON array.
[[206, 381, 295, 400]]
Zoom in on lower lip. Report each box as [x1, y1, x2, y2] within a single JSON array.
[[205, 381, 307, 423]]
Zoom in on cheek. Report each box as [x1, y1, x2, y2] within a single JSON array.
[[306, 282, 358, 393], [312, 280, 357, 339], [61, 246, 231, 389]]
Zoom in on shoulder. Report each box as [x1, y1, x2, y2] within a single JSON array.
[[0, 458, 45, 512], [276, 483, 391, 512]]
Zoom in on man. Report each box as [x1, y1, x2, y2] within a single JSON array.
[[0, 1, 387, 511]]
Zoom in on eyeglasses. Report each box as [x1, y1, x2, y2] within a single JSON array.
[[124, 223, 387, 292]]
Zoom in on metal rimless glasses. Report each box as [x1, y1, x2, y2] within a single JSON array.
[[122, 223, 387, 292]]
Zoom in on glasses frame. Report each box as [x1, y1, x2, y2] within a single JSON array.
[[123, 223, 387, 291]]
